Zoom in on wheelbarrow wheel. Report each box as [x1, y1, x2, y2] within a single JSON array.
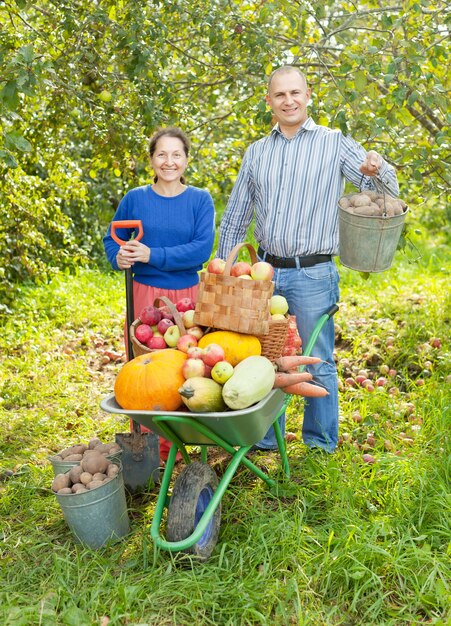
[[166, 462, 221, 561]]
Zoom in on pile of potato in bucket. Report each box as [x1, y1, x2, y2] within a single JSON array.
[[339, 191, 407, 217], [51, 451, 120, 495]]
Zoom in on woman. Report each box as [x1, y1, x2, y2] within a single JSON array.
[[103, 126, 215, 460]]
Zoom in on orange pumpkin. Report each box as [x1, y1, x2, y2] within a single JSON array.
[[114, 350, 187, 411]]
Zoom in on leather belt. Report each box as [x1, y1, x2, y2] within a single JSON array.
[[258, 246, 332, 269]]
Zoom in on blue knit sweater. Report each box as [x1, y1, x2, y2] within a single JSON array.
[[103, 185, 215, 289]]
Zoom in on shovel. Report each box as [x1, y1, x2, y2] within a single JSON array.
[[111, 220, 160, 493]]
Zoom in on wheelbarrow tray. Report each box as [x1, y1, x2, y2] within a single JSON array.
[[100, 389, 286, 447]]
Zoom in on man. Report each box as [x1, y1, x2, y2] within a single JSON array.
[[217, 65, 399, 452]]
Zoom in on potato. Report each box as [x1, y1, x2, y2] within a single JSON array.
[[64, 453, 83, 462], [72, 483, 88, 493], [339, 197, 351, 209], [60, 444, 87, 459], [365, 191, 379, 201], [107, 443, 121, 454], [352, 194, 371, 207], [93, 443, 111, 454], [92, 472, 107, 482], [80, 471, 93, 485], [57, 487, 73, 495], [88, 437, 102, 450], [107, 464, 120, 478], [354, 205, 377, 216], [81, 451, 109, 475], [68, 465, 84, 484], [52, 473, 71, 493], [87, 480, 105, 490]]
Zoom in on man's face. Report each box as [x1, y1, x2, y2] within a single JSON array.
[[266, 71, 311, 131]]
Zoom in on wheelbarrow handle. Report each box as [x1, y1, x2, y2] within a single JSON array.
[[111, 220, 144, 246]]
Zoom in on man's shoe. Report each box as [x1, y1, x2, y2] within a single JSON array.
[[248, 444, 278, 452]]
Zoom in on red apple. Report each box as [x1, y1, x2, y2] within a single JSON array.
[[345, 377, 357, 387], [182, 309, 196, 328], [250, 261, 274, 281], [202, 343, 225, 367], [187, 346, 205, 359], [182, 358, 206, 379], [164, 325, 181, 348], [147, 336, 167, 350], [355, 374, 367, 385], [175, 297, 195, 313], [186, 325, 204, 340], [203, 364, 213, 378], [207, 258, 226, 274], [177, 333, 198, 353], [134, 324, 153, 344], [139, 305, 162, 326], [157, 318, 174, 335], [230, 261, 252, 277], [159, 306, 174, 321], [375, 377, 387, 387]]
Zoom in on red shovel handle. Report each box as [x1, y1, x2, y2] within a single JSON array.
[[111, 220, 144, 246]]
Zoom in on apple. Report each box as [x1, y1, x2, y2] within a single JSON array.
[[147, 336, 167, 350], [134, 324, 153, 344], [187, 346, 205, 359], [186, 325, 204, 340], [182, 358, 206, 379], [230, 261, 252, 277], [202, 343, 225, 367], [355, 374, 367, 385], [164, 325, 181, 347], [203, 364, 213, 378], [139, 305, 162, 326], [239, 275, 253, 280], [157, 318, 174, 335], [182, 309, 196, 328], [271, 313, 286, 320], [177, 333, 198, 353], [270, 295, 289, 315], [250, 261, 274, 281], [175, 297, 195, 313], [159, 306, 174, 321], [207, 258, 226, 274], [211, 361, 234, 384]]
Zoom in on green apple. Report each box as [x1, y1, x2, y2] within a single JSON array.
[[270, 295, 289, 315], [211, 361, 234, 384], [164, 325, 181, 347]]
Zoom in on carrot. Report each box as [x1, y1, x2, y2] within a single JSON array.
[[273, 371, 313, 388], [282, 381, 329, 397], [275, 355, 322, 372]]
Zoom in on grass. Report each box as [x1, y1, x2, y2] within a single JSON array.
[[0, 241, 450, 626]]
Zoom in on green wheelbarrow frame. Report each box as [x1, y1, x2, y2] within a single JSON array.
[[100, 305, 338, 557]]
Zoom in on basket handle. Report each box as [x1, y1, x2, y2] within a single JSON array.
[[152, 295, 187, 336], [223, 242, 258, 276]]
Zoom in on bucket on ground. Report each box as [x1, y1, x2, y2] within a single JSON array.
[[338, 206, 409, 273], [55, 463, 130, 549]]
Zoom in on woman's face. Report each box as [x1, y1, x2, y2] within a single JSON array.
[[151, 136, 188, 183]]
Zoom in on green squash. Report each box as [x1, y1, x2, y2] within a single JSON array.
[[222, 356, 275, 410]]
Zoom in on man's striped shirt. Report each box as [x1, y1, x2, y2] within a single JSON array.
[[218, 118, 399, 259]]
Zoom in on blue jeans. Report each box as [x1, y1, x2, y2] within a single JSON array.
[[256, 260, 340, 452]]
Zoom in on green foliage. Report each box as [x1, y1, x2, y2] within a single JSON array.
[[0, 0, 449, 304]]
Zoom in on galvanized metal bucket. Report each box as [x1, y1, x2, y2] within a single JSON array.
[[338, 206, 409, 273], [55, 463, 130, 549]]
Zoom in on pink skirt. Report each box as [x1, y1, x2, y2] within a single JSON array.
[[125, 282, 200, 461]]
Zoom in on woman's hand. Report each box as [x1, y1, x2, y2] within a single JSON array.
[[359, 150, 382, 177], [116, 240, 151, 269]]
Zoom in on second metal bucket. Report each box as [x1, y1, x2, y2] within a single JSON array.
[[55, 463, 130, 549], [338, 206, 408, 273]]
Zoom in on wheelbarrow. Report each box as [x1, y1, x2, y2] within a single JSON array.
[[100, 304, 339, 560]]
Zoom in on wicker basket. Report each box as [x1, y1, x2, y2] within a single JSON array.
[[130, 296, 187, 358], [257, 316, 289, 362], [193, 242, 274, 336]]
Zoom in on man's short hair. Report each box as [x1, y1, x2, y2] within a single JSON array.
[[267, 66, 307, 91]]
